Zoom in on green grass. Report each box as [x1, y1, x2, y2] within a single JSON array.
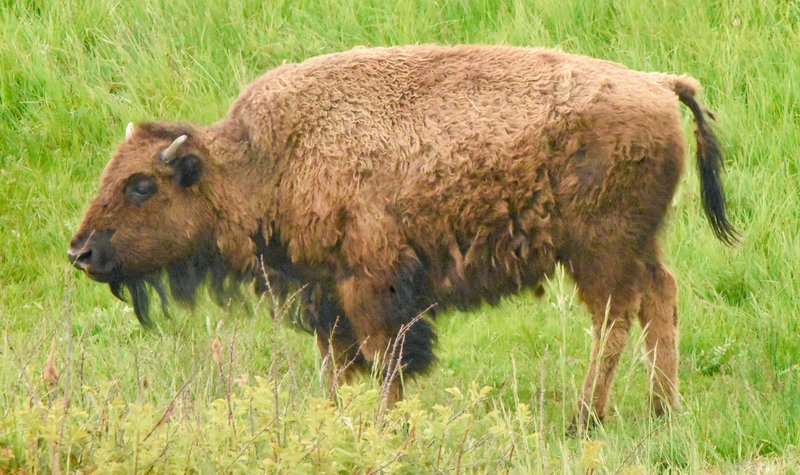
[[2, 0, 799, 472]]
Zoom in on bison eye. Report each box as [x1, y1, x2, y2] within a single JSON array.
[[125, 175, 157, 204]]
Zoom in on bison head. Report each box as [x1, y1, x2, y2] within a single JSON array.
[[69, 122, 249, 324]]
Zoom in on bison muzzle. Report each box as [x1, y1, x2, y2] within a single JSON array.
[[69, 45, 736, 428]]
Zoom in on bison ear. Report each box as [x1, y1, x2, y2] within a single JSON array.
[[173, 154, 202, 188]]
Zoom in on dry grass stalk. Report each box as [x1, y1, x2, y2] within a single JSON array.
[[43, 338, 58, 388]]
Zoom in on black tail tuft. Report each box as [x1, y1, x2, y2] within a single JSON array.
[[677, 91, 738, 245]]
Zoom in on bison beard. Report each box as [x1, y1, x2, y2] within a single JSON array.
[[108, 247, 247, 326]]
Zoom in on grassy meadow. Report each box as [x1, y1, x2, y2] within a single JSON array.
[[1, 0, 799, 472]]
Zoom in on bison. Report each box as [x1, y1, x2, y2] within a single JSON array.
[[68, 45, 736, 427]]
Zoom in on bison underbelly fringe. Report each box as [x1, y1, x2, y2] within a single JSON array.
[[426, 227, 557, 312]]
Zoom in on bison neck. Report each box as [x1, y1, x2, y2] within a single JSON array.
[[200, 121, 282, 275]]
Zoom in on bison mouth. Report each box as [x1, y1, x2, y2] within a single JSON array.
[[107, 247, 248, 326], [82, 266, 125, 283]]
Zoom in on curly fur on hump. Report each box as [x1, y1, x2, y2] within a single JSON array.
[[73, 45, 734, 415]]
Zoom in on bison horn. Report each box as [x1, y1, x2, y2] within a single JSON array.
[[160, 135, 188, 164], [125, 122, 135, 141]]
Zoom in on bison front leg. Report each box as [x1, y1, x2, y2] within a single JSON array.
[[336, 274, 435, 408], [301, 285, 367, 400], [638, 261, 679, 417], [315, 329, 364, 399]]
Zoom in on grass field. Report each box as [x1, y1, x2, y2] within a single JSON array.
[[2, 0, 799, 472]]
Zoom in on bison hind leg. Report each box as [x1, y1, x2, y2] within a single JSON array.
[[637, 257, 680, 417], [567, 247, 644, 433]]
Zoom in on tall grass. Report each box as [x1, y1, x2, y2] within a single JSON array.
[[1, 0, 799, 472]]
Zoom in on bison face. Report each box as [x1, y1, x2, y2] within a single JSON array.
[[69, 122, 220, 322]]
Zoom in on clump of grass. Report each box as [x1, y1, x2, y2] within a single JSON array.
[[4, 374, 572, 473], [1, 268, 604, 473]]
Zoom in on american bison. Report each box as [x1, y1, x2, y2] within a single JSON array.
[[69, 45, 736, 426]]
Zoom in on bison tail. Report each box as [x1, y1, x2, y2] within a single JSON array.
[[669, 77, 738, 245]]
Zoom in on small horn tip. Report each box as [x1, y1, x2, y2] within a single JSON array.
[[160, 134, 189, 163], [125, 122, 135, 141]]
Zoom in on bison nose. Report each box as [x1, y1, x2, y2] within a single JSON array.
[[68, 247, 92, 270], [67, 228, 117, 280]]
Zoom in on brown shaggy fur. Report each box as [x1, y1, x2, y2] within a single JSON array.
[[70, 45, 735, 425]]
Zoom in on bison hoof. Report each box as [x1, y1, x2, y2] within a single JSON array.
[[567, 411, 604, 437]]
